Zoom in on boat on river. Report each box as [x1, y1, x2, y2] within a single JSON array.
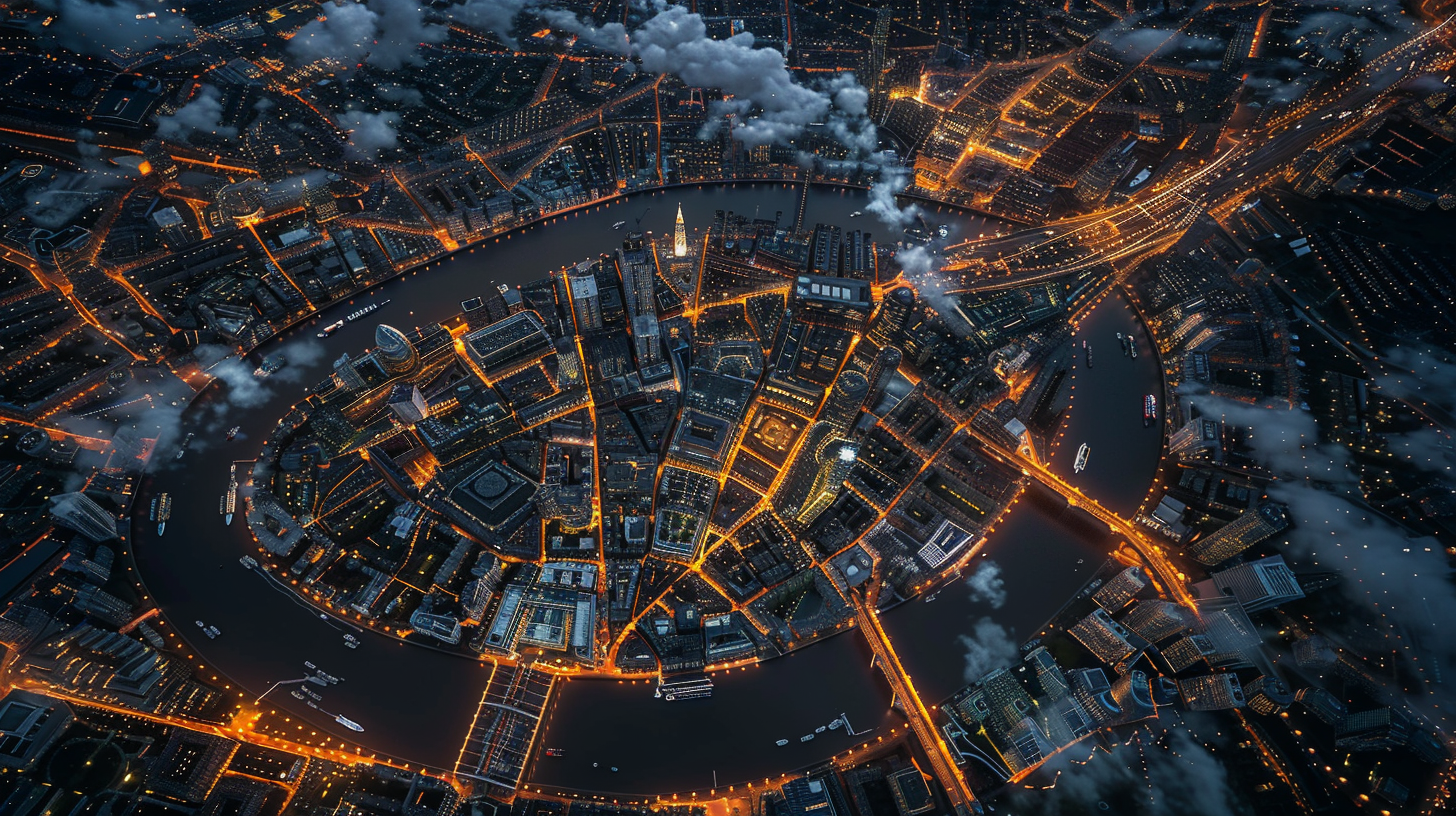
[[1074, 444, 1090, 473], [318, 320, 344, 338], [775, 739, 788, 746], [335, 714, 363, 732]]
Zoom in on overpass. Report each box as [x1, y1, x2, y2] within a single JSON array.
[[853, 589, 981, 816]]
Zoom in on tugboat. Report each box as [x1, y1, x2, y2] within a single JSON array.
[[335, 715, 363, 732], [154, 493, 171, 536], [226, 426, 240, 441], [1144, 394, 1158, 427], [1074, 443, 1090, 473], [253, 353, 287, 378], [318, 320, 345, 338]]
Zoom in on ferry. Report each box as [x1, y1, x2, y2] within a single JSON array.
[[1144, 394, 1158, 427], [239, 555, 258, 570], [344, 300, 390, 322], [174, 432, 195, 461], [226, 426, 240, 440], [154, 493, 171, 536], [775, 739, 789, 747], [1074, 443, 1090, 473], [655, 674, 713, 701], [335, 714, 364, 732], [314, 670, 342, 684], [545, 748, 565, 757], [222, 465, 237, 525], [254, 353, 287, 378], [318, 320, 345, 338], [612, 221, 626, 229]]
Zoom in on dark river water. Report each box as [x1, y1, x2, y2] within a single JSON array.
[[129, 183, 1161, 795]]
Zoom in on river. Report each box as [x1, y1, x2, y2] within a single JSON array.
[[129, 183, 1162, 796]]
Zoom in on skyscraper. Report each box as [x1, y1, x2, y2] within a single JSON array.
[[1193, 555, 1305, 613], [674, 204, 688, 257], [388, 384, 429, 425], [796, 439, 858, 525], [374, 325, 419, 375], [567, 261, 603, 331], [47, 493, 118, 542], [1190, 502, 1290, 565]]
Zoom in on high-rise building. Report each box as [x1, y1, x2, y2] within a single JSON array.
[[809, 224, 842, 275], [1190, 502, 1290, 565], [869, 286, 916, 345], [1243, 675, 1294, 715], [48, 493, 118, 542], [388, 384, 429, 425], [632, 314, 662, 366], [1193, 555, 1305, 613], [1092, 566, 1148, 612], [303, 178, 340, 223], [796, 439, 858, 526], [674, 204, 688, 257], [1120, 599, 1194, 644], [842, 230, 873, 280], [1177, 673, 1246, 711], [333, 353, 367, 391], [822, 369, 870, 431], [374, 324, 418, 375], [567, 261, 603, 331]]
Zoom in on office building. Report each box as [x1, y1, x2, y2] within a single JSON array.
[[1243, 675, 1294, 715], [1121, 600, 1194, 644], [48, 493, 118, 542], [1177, 673, 1246, 711], [1194, 555, 1305, 613], [388, 384, 429, 425], [1093, 566, 1148, 612], [374, 324, 419, 375], [566, 261, 603, 331], [1190, 502, 1290, 565]]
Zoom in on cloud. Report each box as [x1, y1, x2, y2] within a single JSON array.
[[336, 110, 401, 160], [451, 0, 535, 49], [1377, 345, 1456, 416], [1101, 28, 1224, 62], [289, 1, 379, 65], [959, 616, 1018, 683], [289, 0, 444, 70], [965, 560, 1007, 609], [1188, 391, 1456, 711], [377, 83, 426, 107], [539, 8, 630, 53], [156, 85, 236, 141], [45, 0, 195, 58], [1012, 727, 1237, 816]]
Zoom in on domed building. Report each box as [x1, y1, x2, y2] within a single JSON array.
[[375, 324, 418, 375]]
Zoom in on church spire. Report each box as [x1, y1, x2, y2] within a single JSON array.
[[674, 203, 687, 257]]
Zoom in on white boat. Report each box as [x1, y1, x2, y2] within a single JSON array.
[[239, 556, 258, 569], [849, 211, 863, 217], [829, 719, 843, 730], [800, 734, 814, 742], [1074, 443, 1090, 473], [344, 300, 389, 322], [776, 739, 789, 746], [205, 625, 221, 638], [815, 725, 827, 733], [305, 661, 317, 670], [318, 320, 344, 338], [335, 715, 363, 732], [612, 221, 626, 229]]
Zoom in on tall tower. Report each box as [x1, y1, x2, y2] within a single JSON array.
[[674, 204, 687, 257]]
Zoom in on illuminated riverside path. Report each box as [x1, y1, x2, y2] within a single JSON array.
[[852, 589, 980, 815]]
